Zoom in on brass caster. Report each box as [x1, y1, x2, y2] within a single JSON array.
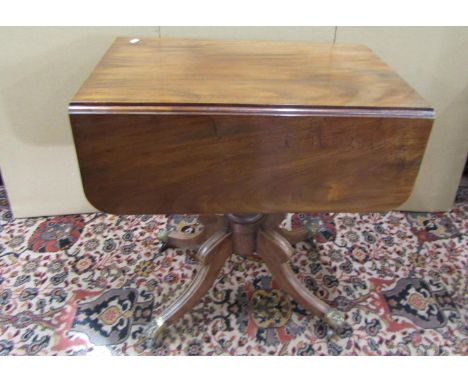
[[143, 316, 167, 346], [156, 229, 169, 242], [324, 308, 346, 330], [326, 327, 336, 340], [156, 241, 168, 252], [156, 229, 170, 252]]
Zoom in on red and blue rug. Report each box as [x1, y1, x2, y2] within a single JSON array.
[[0, 182, 466, 355]]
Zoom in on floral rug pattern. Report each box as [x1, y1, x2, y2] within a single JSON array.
[[0, 182, 467, 356]]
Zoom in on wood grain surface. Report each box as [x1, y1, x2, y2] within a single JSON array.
[[71, 37, 432, 112], [70, 113, 433, 214], [70, 38, 434, 214]]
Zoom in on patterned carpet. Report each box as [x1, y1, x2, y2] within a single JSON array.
[[0, 182, 467, 356]]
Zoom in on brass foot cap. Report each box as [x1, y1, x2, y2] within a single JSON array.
[[143, 316, 166, 340], [156, 229, 169, 242], [324, 309, 346, 330]]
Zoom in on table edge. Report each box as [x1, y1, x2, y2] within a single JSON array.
[[68, 103, 435, 119]]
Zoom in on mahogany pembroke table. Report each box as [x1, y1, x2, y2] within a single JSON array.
[[69, 37, 434, 343]]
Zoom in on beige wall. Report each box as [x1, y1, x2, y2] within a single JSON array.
[[0, 27, 467, 217], [160, 26, 336, 42], [0, 27, 159, 217]]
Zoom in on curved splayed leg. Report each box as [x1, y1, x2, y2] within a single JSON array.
[[144, 230, 232, 344], [257, 228, 346, 333]]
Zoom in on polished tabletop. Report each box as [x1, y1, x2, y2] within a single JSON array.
[[72, 37, 431, 113]]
